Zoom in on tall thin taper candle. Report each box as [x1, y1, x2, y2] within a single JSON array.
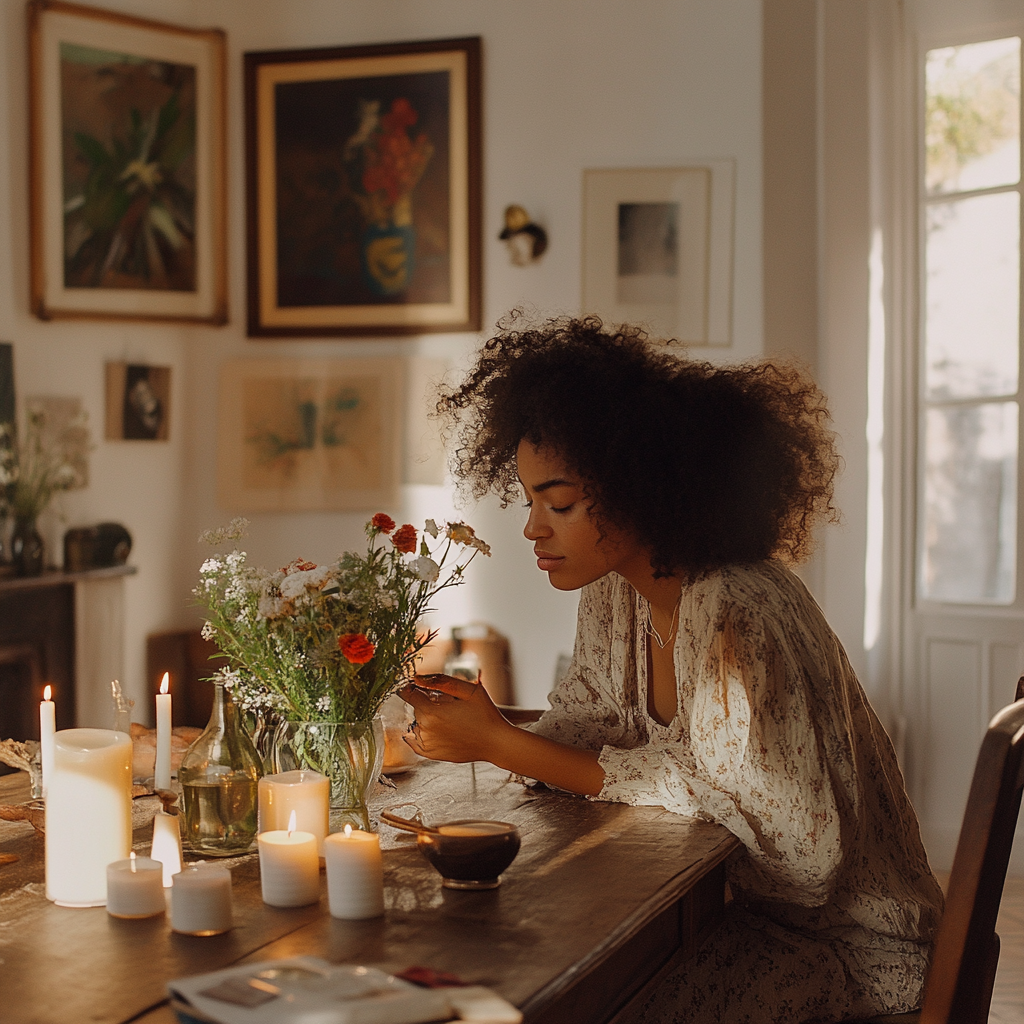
[[154, 672, 172, 791], [39, 685, 55, 797]]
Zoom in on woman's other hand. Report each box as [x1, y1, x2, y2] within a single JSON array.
[[400, 673, 515, 763]]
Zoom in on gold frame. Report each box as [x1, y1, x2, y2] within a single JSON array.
[[28, 0, 227, 323]]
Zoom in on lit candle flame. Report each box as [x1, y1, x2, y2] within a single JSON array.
[[159, 672, 170, 695], [130, 851, 137, 873], [287, 810, 297, 836], [43, 685, 52, 701], [344, 824, 353, 837]]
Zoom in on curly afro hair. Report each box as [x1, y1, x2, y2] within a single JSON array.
[[438, 315, 840, 581]]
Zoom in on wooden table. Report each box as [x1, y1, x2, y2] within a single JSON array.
[[0, 762, 739, 1024]]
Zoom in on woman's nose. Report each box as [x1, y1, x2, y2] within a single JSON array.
[[523, 506, 550, 541]]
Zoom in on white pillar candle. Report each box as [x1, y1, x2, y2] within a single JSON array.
[[39, 684, 55, 797], [45, 728, 132, 907], [324, 824, 385, 920], [106, 853, 165, 919], [154, 672, 172, 791], [258, 770, 329, 856], [171, 864, 233, 935], [257, 810, 320, 908], [151, 811, 183, 887]]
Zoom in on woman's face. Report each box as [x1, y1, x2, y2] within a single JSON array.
[[517, 440, 645, 591]]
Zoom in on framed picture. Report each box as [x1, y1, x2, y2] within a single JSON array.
[[244, 36, 481, 337], [28, 0, 227, 323], [218, 357, 402, 511], [582, 163, 735, 345], [105, 362, 171, 440]]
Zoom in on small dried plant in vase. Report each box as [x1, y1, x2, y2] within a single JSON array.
[[193, 513, 490, 827]]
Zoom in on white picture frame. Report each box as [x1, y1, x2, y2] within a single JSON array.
[[582, 162, 735, 345]]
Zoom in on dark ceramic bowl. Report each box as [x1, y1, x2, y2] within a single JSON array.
[[416, 819, 521, 889]]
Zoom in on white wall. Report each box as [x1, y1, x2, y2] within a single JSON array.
[[1, 0, 763, 718]]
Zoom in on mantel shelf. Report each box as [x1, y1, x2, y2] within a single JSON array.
[[0, 563, 137, 593]]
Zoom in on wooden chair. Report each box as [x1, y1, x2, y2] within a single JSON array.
[[856, 691, 1024, 1024]]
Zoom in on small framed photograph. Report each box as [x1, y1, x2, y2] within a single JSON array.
[[105, 362, 171, 440], [217, 357, 402, 511], [28, 0, 227, 323], [582, 163, 735, 345], [244, 36, 481, 337]]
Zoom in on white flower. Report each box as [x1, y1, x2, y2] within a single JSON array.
[[410, 556, 440, 582], [316, 696, 332, 713], [200, 558, 222, 575], [200, 621, 216, 640], [279, 564, 333, 599], [424, 518, 439, 538], [226, 550, 246, 569], [447, 522, 491, 556]]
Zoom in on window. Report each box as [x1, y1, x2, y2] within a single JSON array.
[[919, 37, 1022, 604]]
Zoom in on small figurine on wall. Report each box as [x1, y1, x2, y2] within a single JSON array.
[[499, 205, 548, 266]]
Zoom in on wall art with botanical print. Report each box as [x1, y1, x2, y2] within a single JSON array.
[[29, 1, 227, 323], [244, 37, 481, 336], [218, 358, 402, 511]]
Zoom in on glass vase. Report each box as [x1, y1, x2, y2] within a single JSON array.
[[271, 718, 385, 832], [178, 681, 263, 856]]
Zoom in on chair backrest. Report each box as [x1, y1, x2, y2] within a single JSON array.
[[920, 697, 1024, 1024]]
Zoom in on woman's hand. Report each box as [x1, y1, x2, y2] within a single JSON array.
[[400, 673, 606, 796], [400, 674, 516, 763]]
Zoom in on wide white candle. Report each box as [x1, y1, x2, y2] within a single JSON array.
[[39, 684, 55, 797], [45, 728, 132, 907], [154, 672, 172, 791], [151, 810, 183, 887], [257, 810, 320, 908], [324, 824, 385, 920], [106, 852, 165, 919], [171, 864, 233, 935], [258, 770, 329, 856]]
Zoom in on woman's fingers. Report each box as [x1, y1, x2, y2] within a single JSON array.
[[413, 673, 482, 701]]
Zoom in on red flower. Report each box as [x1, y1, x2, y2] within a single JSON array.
[[338, 633, 376, 664], [280, 558, 317, 573], [371, 513, 396, 534], [391, 524, 417, 554]]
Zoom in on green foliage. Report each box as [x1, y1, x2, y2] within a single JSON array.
[[194, 516, 489, 723]]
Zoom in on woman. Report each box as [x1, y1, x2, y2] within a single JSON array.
[[402, 316, 943, 1023]]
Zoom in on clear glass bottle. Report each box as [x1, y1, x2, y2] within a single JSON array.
[[178, 682, 262, 856]]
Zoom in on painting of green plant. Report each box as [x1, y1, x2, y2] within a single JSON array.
[[242, 375, 385, 493], [60, 42, 197, 291]]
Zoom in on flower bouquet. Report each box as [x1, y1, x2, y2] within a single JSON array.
[[194, 513, 489, 824]]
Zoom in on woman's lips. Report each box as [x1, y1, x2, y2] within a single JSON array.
[[535, 552, 564, 572]]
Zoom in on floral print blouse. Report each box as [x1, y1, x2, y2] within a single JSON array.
[[531, 560, 943, 1000]]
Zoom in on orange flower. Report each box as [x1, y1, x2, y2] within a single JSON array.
[[391, 524, 417, 554], [338, 633, 375, 664], [371, 513, 396, 534]]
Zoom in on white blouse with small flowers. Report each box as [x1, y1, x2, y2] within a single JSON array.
[[531, 560, 943, 1020]]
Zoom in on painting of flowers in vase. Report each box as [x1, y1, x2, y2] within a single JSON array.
[[245, 38, 481, 336]]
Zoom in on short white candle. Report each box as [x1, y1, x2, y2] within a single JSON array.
[[154, 672, 172, 791], [45, 728, 132, 907], [171, 864, 233, 935], [151, 811, 183, 887], [258, 770, 329, 856], [324, 824, 385, 920], [39, 684, 55, 797], [257, 810, 320, 908], [106, 852, 165, 919]]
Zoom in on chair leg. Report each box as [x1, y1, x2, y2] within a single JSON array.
[[970, 932, 1000, 1024]]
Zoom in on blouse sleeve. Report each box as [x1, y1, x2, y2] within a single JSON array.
[[529, 576, 641, 752], [598, 589, 844, 907]]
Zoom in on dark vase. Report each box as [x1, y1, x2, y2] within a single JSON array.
[[12, 518, 44, 576]]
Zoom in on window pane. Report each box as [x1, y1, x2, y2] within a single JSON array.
[[926, 37, 1020, 195], [921, 401, 1018, 603], [925, 191, 1020, 400]]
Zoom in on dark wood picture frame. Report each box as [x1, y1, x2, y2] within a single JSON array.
[[244, 36, 482, 337], [28, 0, 228, 324]]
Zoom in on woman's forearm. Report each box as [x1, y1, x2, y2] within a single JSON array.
[[491, 723, 605, 796]]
